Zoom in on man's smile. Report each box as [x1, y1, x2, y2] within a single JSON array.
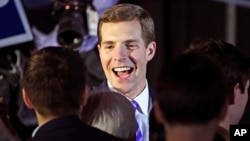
[[112, 66, 134, 78]]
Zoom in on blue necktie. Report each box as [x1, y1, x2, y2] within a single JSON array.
[[131, 100, 143, 141]]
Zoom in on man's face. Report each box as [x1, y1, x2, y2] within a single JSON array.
[[98, 20, 156, 97], [238, 80, 249, 115], [231, 79, 250, 122]]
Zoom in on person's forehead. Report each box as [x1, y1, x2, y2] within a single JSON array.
[[100, 21, 142, 39], [101, 20, 141, 30]]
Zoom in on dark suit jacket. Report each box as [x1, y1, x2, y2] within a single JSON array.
[[27, 115, 124, 141], [89, 80, 165, 141]]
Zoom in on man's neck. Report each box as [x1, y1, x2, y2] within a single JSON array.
[[107, 79, 147, 99], [219, 105, 241, 131], [219, 118, 230, 131], [123, 83, 146, 99], [36, 111, 58, 126]]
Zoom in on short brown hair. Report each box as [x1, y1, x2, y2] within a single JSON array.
[[97, 3, 155, 46], [22, 47, 87, 117]]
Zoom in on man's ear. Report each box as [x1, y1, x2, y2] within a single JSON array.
[[97, 44, 101, 51], [153, 101, 166, 125], [231, 83, 241, 104], [146, 41, 156, 61], [22, 88, 34, 109]]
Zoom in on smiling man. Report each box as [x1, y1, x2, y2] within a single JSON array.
[[89, 3, 156, 141]]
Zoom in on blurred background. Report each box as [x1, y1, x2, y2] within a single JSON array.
[[1, 0, 250, 139]]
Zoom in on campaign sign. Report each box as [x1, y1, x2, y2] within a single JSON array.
[[0, 0, 33, 48], [230, 124, 250, 141]]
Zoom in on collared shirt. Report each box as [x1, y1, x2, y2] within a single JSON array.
[[215, 126, 229, 141], [107, 80, 152, 141], [31, 122, 45, 137]]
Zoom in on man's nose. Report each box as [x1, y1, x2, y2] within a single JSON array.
[[113, 46, 127, 61]]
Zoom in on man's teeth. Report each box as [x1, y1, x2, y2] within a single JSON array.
[[114, 67, 131, 72]]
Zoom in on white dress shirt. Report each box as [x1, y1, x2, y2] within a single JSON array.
[[107, 80, 152, 141]]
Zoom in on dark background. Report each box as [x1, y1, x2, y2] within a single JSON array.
[[2, 0, 250, 127]]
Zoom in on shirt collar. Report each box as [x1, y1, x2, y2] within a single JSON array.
[[32, 122, 46, 137], [107, 80, 150, 115]]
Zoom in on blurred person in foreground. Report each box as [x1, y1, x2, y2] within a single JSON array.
[[81, 91, 136, 141], [185, 38, 250, 141], [154, 51, 229, 141], [21, 47, 124, 141]]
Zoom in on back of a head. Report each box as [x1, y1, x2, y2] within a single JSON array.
[[97, 3, 155, 45], [185, 39, 250, 139], [186, 37, 250, 93], [156, 51, 228, 126], [22, 47, 87, 117], [81, 91, 136, 140]]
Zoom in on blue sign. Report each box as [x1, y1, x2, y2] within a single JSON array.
[[0, 0, 33, 48]]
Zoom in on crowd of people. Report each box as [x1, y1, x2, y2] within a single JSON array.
[[1, 3, 250, 141]]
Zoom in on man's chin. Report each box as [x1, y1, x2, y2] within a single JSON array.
[[113, 85, 130, 94]]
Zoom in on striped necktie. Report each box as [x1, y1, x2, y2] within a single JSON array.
[[131, 100, 143, 141]]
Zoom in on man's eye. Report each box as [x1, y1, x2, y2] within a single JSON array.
[[104, 45, 113, 49], [127, 44, 137, 49]]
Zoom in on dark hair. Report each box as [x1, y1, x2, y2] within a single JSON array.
[[186, 38, 250, 93], [22, 47, 87, 117], [81, 91, 136, 141], [156, 51, 228, 125], [97, 3, 155, 46]]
